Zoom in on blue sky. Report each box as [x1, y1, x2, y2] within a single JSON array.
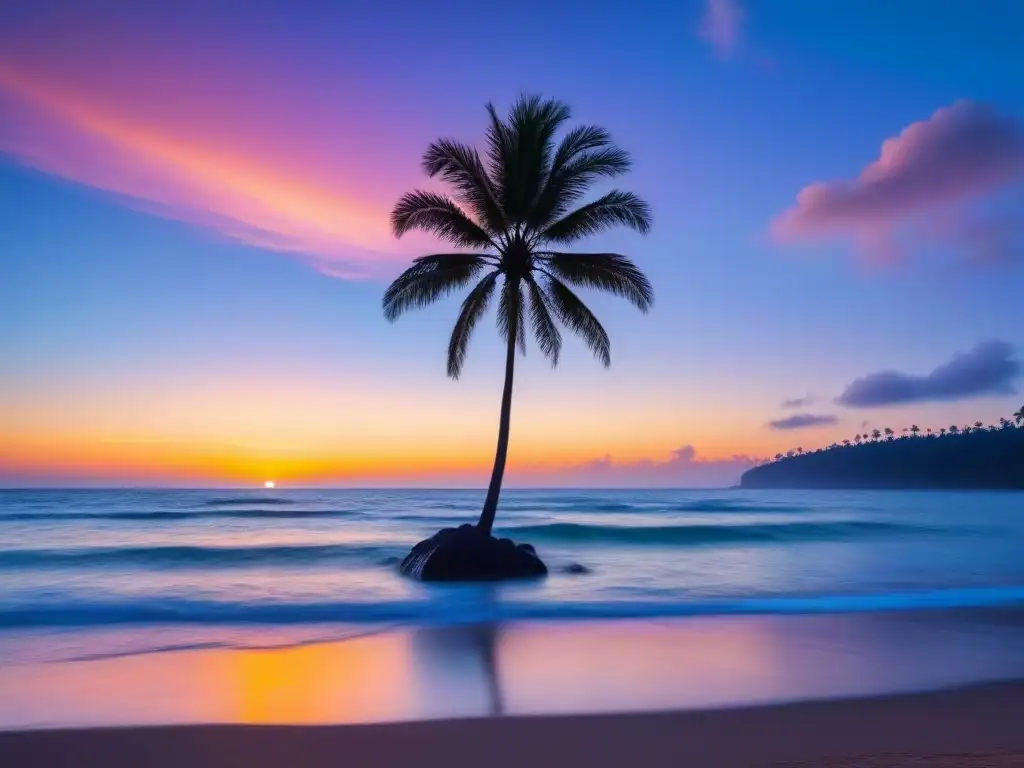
[[1, 0, 1022, 486]]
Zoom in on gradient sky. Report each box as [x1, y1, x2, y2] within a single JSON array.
[[2, 0, 1023, 487]]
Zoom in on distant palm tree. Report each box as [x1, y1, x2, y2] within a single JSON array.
[[1000, 418, 1010, 429], [774, 453, 783, 461], [842, 439, 850, 447], [974, 421, 984, 431], [796, 447, 803, 455], [949, 425, 959, 434], [854, 434, 862, 444], [926, 428, 932, 436], [871, 429, 882, 441], [910, 425, 920, 437], [862, 433, 870, 441], [1015, 405, 1024, 426], [384, 95, 653, 535], [884, 427, 894, 440], [939, 428, 947, 437]]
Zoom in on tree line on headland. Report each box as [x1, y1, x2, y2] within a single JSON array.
[[741, 406, 1024, 490]]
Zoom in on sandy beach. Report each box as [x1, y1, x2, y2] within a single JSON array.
[[1, 682, 1023, 767]]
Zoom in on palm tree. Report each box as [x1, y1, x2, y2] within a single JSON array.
[[854, 434, 862, 445], [1000, 418, 1010, 429], [774, 453, 783, 462], [910, 424, 920, 437], [973, 421, 984, 431], [383, 95, 652, 536], [1015, 405, 1023, 426], [949, 425, 959, 435], [884, 427, 894, 441], [871, 429, 882, 442], [842, 439, 851, 447], [939, 428, 946, 437]]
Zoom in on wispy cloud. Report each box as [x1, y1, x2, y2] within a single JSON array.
[[768, 413, 839, 431], [771, 101, 1024, 267], [513, 445, 760, 488], [0, 62, 414, 278], [781, 394, 815, 409], [698, 0, 745, 59], [836, 340, 1020, 408]]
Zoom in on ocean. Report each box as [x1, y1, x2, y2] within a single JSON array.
[[2, 488, 1023, 662]]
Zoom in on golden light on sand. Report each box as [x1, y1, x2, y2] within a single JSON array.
[[264, 480, 276, 489]]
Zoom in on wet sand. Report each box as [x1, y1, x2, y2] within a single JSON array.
[[1, 682, 1023, 767], [2, 612, 1024, 766]]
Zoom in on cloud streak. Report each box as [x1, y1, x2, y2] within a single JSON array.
[[771, 101, 1024, 266], [0, 20, 424, 279], [699, 0, 745, 59], [514, 445, 760, 488], [837, 340, 1021, 408], [768, 413, 839, 431], [781, 394, 814, 409]]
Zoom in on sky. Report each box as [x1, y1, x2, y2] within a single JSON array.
[[1, 0, 1023, 488]]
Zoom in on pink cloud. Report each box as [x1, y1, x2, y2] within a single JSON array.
[[699, 0, 746, 59], [511, 445, 761, 488], [0, 7, 435, 279], [771, 101, 1024, 266]]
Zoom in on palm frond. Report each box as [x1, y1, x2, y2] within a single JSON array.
[[525, 277, 561, 365], [422, 140, 507, 235], [391, 191, 495, 249], [447, 272, 499, 379], [383, 254, 490, 322], [528, 126, 630, 228], [541, 252, 653, 312], [484, 102, 511, 205], [544, 275, 611, 366], [496, 276, 527, 355], [501, 95, 572, 225], [540, 190, 651, 244]]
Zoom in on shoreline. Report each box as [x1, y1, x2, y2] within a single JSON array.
[[4, 610, 1024, 727], [3, 681, 1024, 767]]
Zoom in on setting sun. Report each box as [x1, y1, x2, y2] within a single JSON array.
[[264, 480, 275, 489]]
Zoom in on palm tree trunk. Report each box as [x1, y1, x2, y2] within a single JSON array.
[[477, 297, 517, 537]]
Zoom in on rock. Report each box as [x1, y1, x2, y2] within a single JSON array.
[[400, 524, 548, 582], [562, 563, 591, 575]]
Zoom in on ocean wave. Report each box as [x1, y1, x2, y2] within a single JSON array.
[[203, 496, 295, 506], [500, 520, 942, 545], [3, 586, 1024, 629], [0, 509, 359, 522], [669, 500, 807, 513], [0, 542, 401, 569]]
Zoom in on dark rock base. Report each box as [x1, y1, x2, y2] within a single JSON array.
[[399, 524, 548, 582]]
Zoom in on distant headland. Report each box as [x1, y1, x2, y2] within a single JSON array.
[[742, 415, 1024, 490]]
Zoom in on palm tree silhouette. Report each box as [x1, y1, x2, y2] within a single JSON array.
[[939, 428, 947, 437], [383, 95, 652, 535], [884, 427, 894, 441], [1014, 406, 1023, 426], [910, 425, 920, 437], [871, 429, 882, 442], [949, 425, 959, 434]]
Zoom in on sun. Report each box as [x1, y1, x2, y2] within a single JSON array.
[[264, 480, 276, 489]]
